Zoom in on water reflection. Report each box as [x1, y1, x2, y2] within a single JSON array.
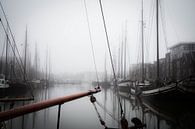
[[2, 84, 195, 129], [120, 92, 195, 129]]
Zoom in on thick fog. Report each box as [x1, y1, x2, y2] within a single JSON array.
[[0, 0, 195, 75]]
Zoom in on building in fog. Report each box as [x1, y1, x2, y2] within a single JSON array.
[[164, 42, 195, 81], [129, 42, 195, 82], [170, 42, 195, 59]]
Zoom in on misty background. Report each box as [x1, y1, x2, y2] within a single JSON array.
[[0, 0, 195, 81]]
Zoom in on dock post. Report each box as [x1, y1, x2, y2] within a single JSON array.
[[57, 104, 61, 129]]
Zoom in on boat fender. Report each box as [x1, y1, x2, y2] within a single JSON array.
[[90, 95, 96, 103]]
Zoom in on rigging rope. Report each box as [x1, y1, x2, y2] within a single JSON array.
[[83, 0, 100, 86], [0, 4, 23, 78], [96, 99, 119, 122], [90, 95, 107, 128], [0, 34, 6, 72], [0, 2, 34, 97], [83, 1, 110, 127], [0, 1, 32, 83], [0, 20, 24, 77], [0, 20, 34, 97], [0, 1, 24, 73], [98, 0, 124, 118]]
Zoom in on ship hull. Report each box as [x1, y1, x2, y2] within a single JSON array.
[[141, 83, 195, 102], [0, 82, 31, 98]]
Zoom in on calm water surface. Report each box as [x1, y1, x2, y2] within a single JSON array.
[[3, 83, 195, 129]]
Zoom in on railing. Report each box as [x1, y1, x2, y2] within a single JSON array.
[[0, 88, 101, 129]]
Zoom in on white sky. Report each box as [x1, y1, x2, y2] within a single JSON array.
[[0, 0, 195, 74]]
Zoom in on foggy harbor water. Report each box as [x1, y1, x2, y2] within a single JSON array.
[[1, 0, 195, 129], [2, 84, 195, 129]]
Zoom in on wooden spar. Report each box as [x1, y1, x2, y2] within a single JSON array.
[[0, 88, 101, 122]]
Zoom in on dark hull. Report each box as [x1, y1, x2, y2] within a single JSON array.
[[118, 81, 142, 95], [142, 96, 195, 128], [118, 84, 131, 93], [0, 82, 31, 98], [141, 84, 195, 102], [118, 80, 131, 92]]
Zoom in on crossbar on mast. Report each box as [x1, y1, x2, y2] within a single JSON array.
[[0, 88, 101, 122]]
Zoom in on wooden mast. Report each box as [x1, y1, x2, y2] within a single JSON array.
[[156, 0, 160, 85], [23, 26, 28, 81], [124, 21, 127, 80], [35, 42, 38, 80], [45, 45, 48, 87], [5, 26, 9, 80], [141, 0, 145, 82], [118, 47, 121, 78], [120, 35, 123, 79]]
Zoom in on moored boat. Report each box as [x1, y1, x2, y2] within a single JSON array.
[[0, 74, 9, 89]]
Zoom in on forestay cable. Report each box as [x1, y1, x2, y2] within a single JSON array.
[[83, 0, 100, 86], [98, 0, 124, 119]]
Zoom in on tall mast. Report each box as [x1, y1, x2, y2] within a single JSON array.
[[156, 0, 160, 85], [124, 22, 127, 80], [48, 50, 51, 83], [141, 0, 145, 82], [5, 26, 9, 80], [23, 26, 28, 81], [12, 35, 16, 79], [35, 42, 38, 80], [118, 47, 121, 78], [45, 45, 48, 87], [10, 37, 16, 80], [120, 34, 124, 79]]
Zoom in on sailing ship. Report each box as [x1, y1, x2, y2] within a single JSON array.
[[118, 0, 151, 96], [0, 25, 32, 98], [118, 0, 195, 101], [0, 28, 10, 90], [8, 27, 29, 88], [0, 74, 9, 88], [117, 21, 133, 95], [139, 0, 195, 101]]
